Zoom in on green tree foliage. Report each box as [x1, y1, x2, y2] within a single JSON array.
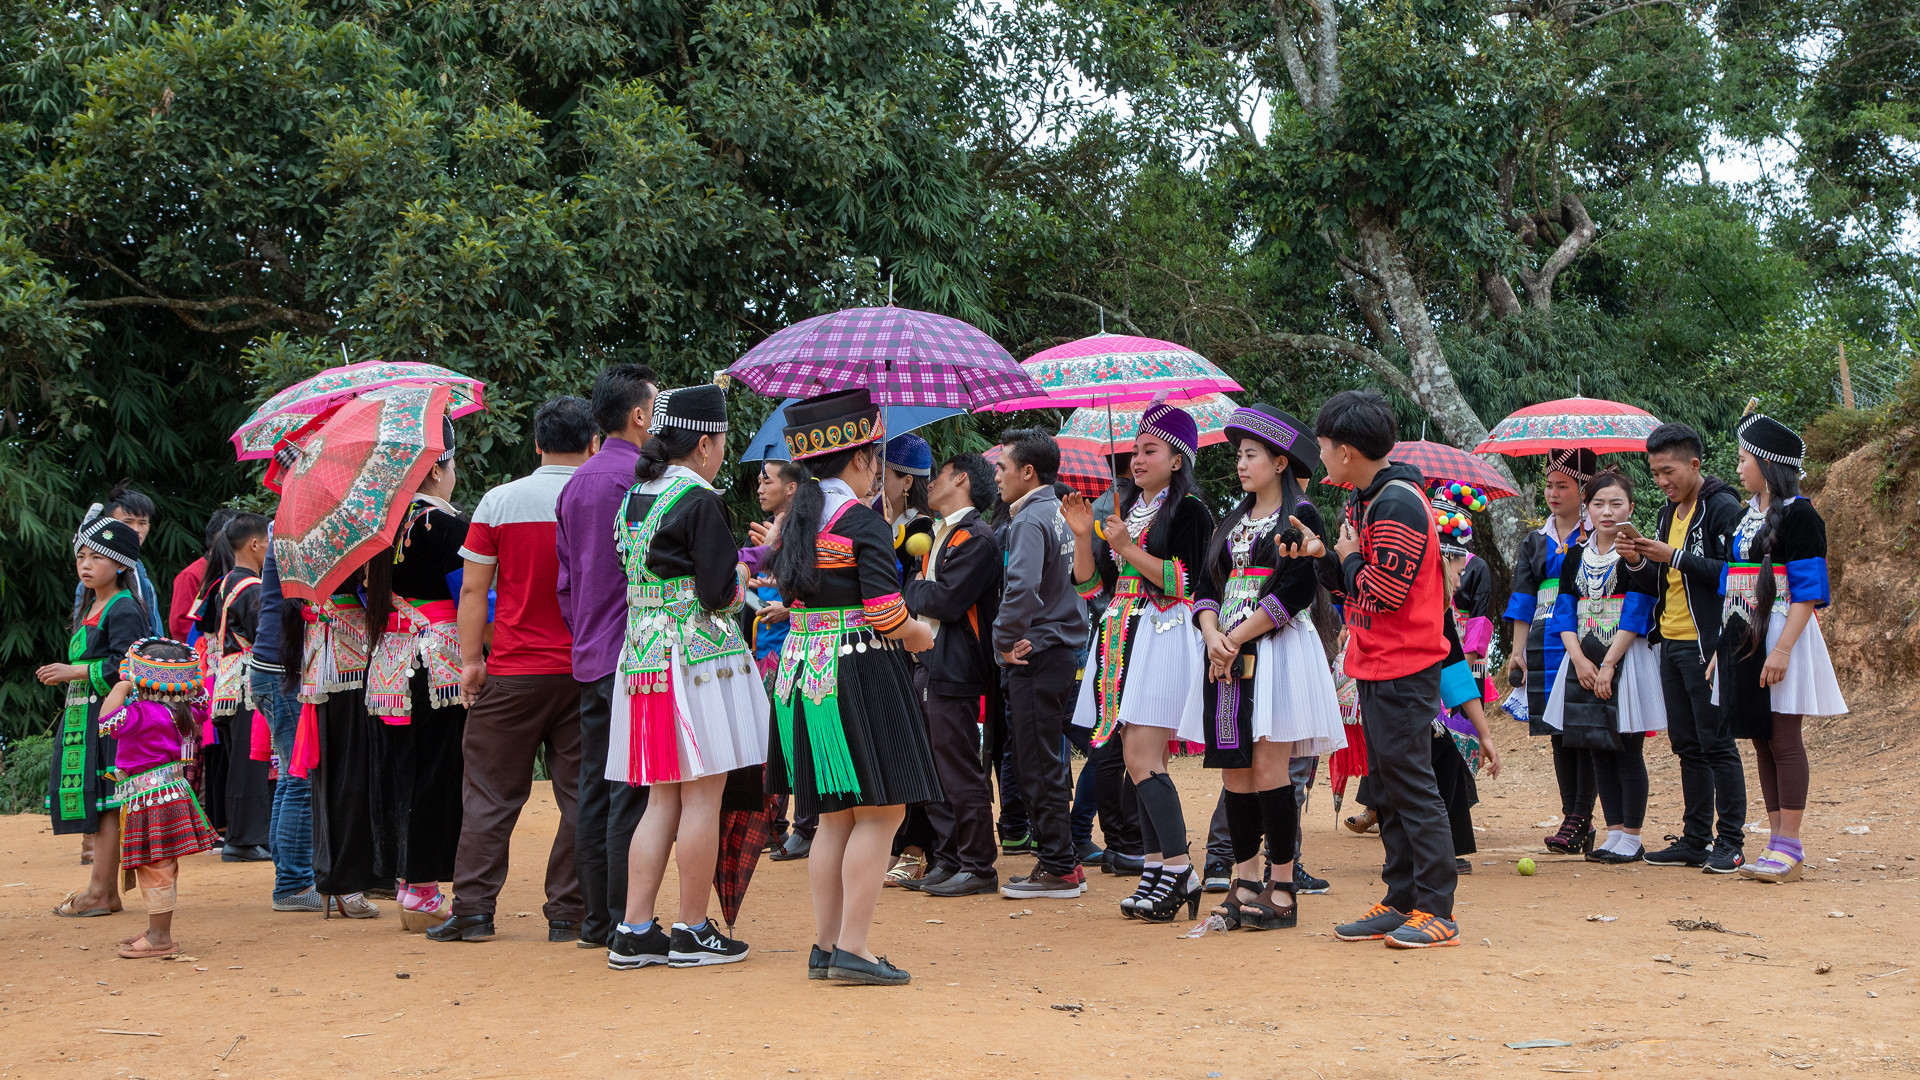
[[0, 0, 988, 738]]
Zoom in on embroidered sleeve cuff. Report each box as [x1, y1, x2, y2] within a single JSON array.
[[1546, 594, 1576, 637], [863, 592, 908, 633], [98, 704, 128, 738], [87, 660, 111, 695], [1256, 594, 1291, 628], [1502, 592, 1536, 623], [1619, 592, 1655, 637], [1162, 557, 1188, 599], [1785, 557, 1831, 607], [1074, 575, 1104, 600], [1192, 598, 1220, 616], [1439, 659, 1480, 710]]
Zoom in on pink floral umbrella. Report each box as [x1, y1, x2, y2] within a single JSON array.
[[232, 360, 487, 460], [1471, 396, 1659, 456], [978, 333, 1241, 413], [1056, 393, 1238, 455]]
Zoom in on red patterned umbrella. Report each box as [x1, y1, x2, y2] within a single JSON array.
[[1472, 396, 1660, 455], [1322, 440, 1517, 499], [724, 306, 1044, 409], [232, 359, 484, 461], [270, 384, 448, 602], [984, 443, 1115, 499]]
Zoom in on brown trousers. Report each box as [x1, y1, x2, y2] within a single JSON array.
[[449, 673, 584, 921]]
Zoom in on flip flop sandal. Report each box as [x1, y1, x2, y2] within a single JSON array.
[[117, 933, 180, 960], [52, 891, 112, 918]]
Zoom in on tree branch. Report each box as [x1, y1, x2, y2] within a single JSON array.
[[1268, 0, 1318, 113], [1309, 0, 1340, 115], [1240, 331, 1418, 402], [73, 293, 331, 333], [1516, 192, 1596, 311], [1036, 289, 1142, 334], [1478, 267, 1525, 319]]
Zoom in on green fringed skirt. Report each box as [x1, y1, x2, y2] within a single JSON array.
[[768, 638, 943, 817]]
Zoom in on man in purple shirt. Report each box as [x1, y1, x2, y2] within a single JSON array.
[[555, 363, 656, 949]]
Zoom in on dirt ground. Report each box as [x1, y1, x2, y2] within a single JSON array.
[[4, 697, 1917, 1080]]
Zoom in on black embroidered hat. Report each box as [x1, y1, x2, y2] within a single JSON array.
[[1543, 447, 1600, 484], [649, 383, 729, 435], [73, 506, 142, 570], [1223, 404, 1319, 475], [782, 388, 883, 461], [1736, 413, 1804, 470]]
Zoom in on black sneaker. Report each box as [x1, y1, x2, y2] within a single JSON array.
[[1454, 856, 1473, 875], [607, 921, 671, 970], [1702, 841, 1745, 875], [1642, 835, 1709, 868], [668, 921, 750, 967], [1203, 859, 1233, 893], [1293, 865, 1330, 895], [1000, 832, 1034, 855]]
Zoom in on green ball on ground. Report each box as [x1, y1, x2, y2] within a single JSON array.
[[1517, 857, 1537, 876]]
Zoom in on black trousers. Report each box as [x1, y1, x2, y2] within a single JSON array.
[[1658, 641, 1746, 850], [918, 673, 998, 876], [451, 673, 583, 921], [575, 675, 650, 944], [1070, 721, 1140, 856], [1004, 643, 1078, 875], [1360, 664, 1456, 920], [312, 689, 382, 896]]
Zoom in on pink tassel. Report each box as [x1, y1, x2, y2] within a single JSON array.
[[629, 686, 682, 785]]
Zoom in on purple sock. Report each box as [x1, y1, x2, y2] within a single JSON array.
[[1770, 836, 1804, 862]]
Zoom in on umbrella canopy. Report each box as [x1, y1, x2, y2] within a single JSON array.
[[270, 384, 449, 603], [713, 804, 774, 931], [1471, 397, 1660, 456], [1321, 440, 1516, 498], [724, 306, 1044, 410], [740, 398, 964, 463], [233, 360, 485, 460], [979, 333, 1241, 413], [983, 442, 1116, 499], [1057, 393, 1238, 455]]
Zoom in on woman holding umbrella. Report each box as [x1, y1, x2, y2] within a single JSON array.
[[1504, 447, 1602, 856], [765, 389, 940, 986], [363, 416, 470, 930], [1064, 400, 1215, 923]]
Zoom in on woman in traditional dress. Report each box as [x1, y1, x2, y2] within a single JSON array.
[[603, 385, 769, 969], [1195, 405, 1344, 931], [766, 389, 940, 985], [1718, 414, 1847, 884], [1063, 399, 1214, 923], [41, 512, 150, 917], [293, 567, 382, 918], [1503, 447, 1601, 855], [1540, 471, 1665, 863], [364, 417, 468, 929]]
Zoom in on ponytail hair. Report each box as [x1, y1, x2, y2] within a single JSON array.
[[1742, 457, 1802, 658], [767, 443, 875, 600], [634, 428, 709, 484]]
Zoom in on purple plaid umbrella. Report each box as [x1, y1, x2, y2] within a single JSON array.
[[724, 307, 1044, 409]]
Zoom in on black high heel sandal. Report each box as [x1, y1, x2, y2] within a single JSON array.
[[1139, 866, 1201, 923], [1238, 879, 1298, 931], [1210, 878, 1266, 930], [1119, 866, 1162, 919]]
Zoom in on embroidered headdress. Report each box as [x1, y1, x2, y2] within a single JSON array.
[[782, 388, 883, 461]]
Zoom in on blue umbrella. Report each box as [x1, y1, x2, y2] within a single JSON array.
[[741, 398, 964, 462]]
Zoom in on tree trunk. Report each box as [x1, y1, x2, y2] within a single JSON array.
[[1354, 216, 1529, 568]]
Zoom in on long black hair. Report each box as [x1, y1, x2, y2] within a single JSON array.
[[891, 470, 931, 519], [1119, 446, 1198, 560], [634, 427, 710, 484], [363, 544, 395, 657], [71, 563, 146, 635], [1741, 456, 1802, 658], [1205, 451, 1311, 589], [767, 443, 876, 600]]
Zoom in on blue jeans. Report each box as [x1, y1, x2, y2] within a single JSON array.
[[252, 668, 313, 899]]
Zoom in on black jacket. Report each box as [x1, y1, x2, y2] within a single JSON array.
[[1646, 475, 1745, 657], [903, 509, 1002, 697]]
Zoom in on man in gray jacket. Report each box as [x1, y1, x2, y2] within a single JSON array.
[[992, 429, 1090, 900]]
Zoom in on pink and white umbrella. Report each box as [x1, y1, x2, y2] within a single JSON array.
[[1471, 396, 1660, 456], [232, 360, 487, 460], [978, 333, 1241, 413], [1057, 393, 1238, 454]]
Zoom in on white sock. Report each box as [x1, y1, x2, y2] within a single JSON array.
[[1616, 834, 1642, 855], [618, 919, 654, 936], [1603, 829, 1626, 853]]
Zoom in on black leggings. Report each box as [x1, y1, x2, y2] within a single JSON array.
[[1591, 736, 1648, 830], [1551, 734, 1596, 820], [1751, 713, 1809, 813]]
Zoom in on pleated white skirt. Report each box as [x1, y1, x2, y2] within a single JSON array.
[[1541, 636, 1667, 734], [1071, 603, 1205, 744], [1250, 614, 1347, 756], [607, 647, 770, 785]]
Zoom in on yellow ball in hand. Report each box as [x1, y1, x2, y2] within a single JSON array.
[[903, 532, 932, 558]]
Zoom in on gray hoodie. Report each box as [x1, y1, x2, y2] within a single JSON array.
[[992, 485, 1088, 660]]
